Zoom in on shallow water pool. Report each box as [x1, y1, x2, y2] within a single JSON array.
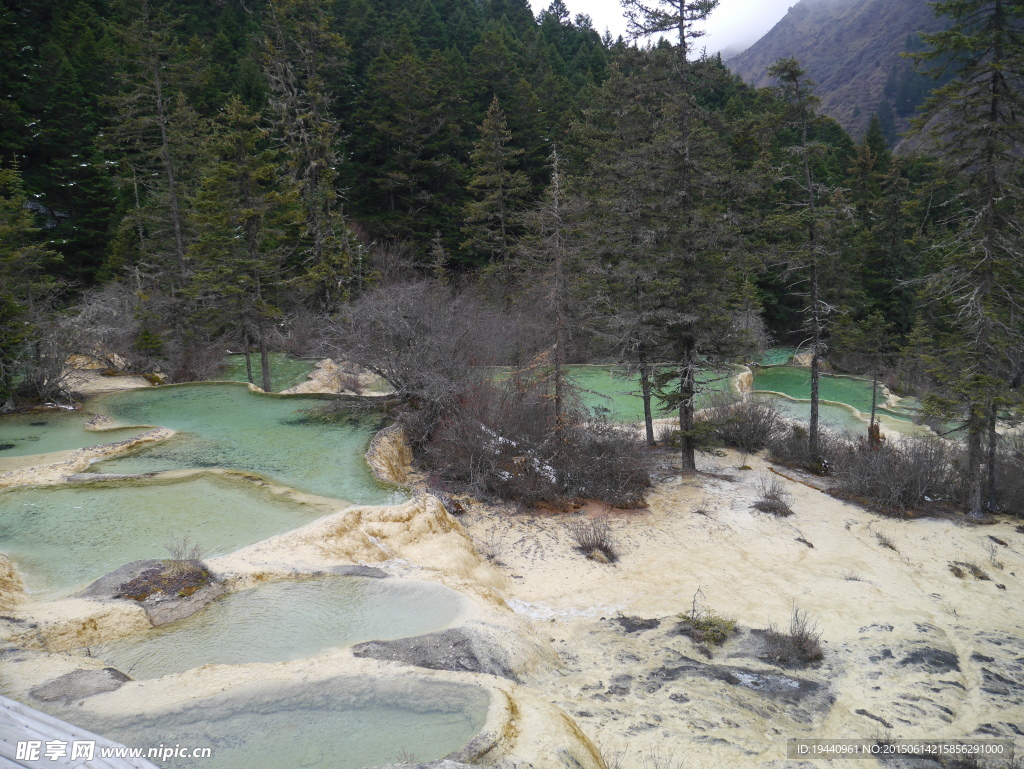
[[568, 365, 737, 423], [99, 577, 466, 679], [89, 383, 404, 503], [0, 475, 331, 597], [0, 411, 146, 459], [67, 676, 489, 769], [752, 393, 870, 436], [752, 366, 930, 435], [218, 354, 317, 393]]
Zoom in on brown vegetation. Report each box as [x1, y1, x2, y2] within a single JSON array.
[[764, 606, 823, 667]]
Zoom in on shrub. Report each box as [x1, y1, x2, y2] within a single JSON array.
[[678, 611, 736, 646], [766, 423, 848, 475], [764, 605, 823, 667], [424, 377, 650, 508], [753, 472, 793, 516], [678, 588, 737, 646], [994, 437, 1024, 515], [699, 391, 786, 455], [832, 436, 955, 516], [566, 517, 618, 563], [164, 536, 205, 578]]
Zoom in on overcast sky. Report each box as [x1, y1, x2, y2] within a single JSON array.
[[528, 0, 795, 58]]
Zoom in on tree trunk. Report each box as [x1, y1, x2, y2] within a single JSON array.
[[868, 364, 881, 448], [678, 341, 697, 473], [243, 339, 254, 385], [152, 63, 187, 278], [639, 343, 655, 447], [259, 331, 272, 393], [966, 410, 984, 517], [985, 401, 998, 512]]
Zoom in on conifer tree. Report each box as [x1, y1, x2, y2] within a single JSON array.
[[462, 96, 529, 264], [516, 147, 578, 448], [0, 167, 61, 404], [262, 0, 352, 312], [616, 0, 753, 473], [104, 0, 206, 283], [767, 57, 844, 467], [910, 0, 1024, 514], [189, 99, 298, 392]]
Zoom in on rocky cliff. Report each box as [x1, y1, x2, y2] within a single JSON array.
[[727, 0, 946, 140]]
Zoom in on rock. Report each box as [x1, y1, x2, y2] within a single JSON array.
[[647, 656, 825, 706], [361, 762, 475, 769], [78, 558, 226, 627], [351, 628, 517, 681], [143, 580, 227, 627], [855, 708, 894, 728], [606, 675, 632, 696], [614, 616, 661, 633], [77, 560, 166, 600], [897, 648, 960, 674], [29, 667, 130, 704]]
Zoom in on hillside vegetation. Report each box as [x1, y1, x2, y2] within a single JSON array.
[[727, 0, 947, 140]]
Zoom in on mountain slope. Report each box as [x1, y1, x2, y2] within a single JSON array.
[[726, 0, 945, 139]]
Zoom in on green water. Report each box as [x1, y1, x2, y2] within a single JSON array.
[[753, 366, 924, 420], [752, 394, 872, 436], [567, 365, 736, 423], [0, 411, 147, 458], [89, 384, 403, 504], [218, 354, 317, 393], [0, 476, 330, 597], [752, 366, 932, 437], [754, 347, 797, 366], [67, 676, 488, 769], [99, 577, 466, 680]]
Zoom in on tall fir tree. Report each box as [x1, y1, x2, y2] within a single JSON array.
[[461, 96, 529, 264], [189, 99, 299, 392], [262, 0, 353, 312], [767, 57, 848, 467], [910, 0, 1024, 514]]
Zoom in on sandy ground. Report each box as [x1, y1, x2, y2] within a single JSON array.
[[461, 450, 1024, 768], [66, 368, 154, 395], [280, 358, 389, 396]]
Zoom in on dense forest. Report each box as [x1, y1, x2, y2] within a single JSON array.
[[1, 0, 1022, 517]]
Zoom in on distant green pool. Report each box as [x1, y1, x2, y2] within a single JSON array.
[[218, 354, 317, 392], [752, 366, 931, 436], [90, 383, 403, 503], [566, 365, 737, 424]]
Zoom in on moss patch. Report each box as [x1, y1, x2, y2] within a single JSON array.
[[114, 562, 213, 601]]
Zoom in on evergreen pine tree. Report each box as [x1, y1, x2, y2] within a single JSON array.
[[462, 96, 529, 264], [909, 0, 1024, 514], [189, 99, 299, 392]]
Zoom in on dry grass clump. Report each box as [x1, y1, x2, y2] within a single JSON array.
[[951, 561, 991, 581], [764, 605, 823, 667], [566, 517, 618, 564], [753, 472, 794, 516], [874, 529, 899, 552], [165, 536, 205, 577]]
